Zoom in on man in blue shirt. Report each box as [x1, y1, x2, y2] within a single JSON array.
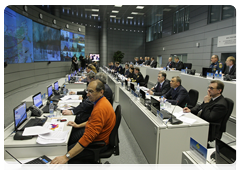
[[209, 55, 224, 73]]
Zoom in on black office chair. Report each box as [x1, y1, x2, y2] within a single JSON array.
[[208, 98, 234, 142], [187, 89, 199, 109], [79, 105, 122, 163], [143, 75, 149, 88], [183, 63, 192, 69], [110, 92, 115, 106]]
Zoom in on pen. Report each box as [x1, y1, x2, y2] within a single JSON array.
[[185, 103, 187, 107]]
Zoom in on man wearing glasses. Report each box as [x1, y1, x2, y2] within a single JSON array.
[[51, 80, 116, 164], [183, 80, 228, 142]]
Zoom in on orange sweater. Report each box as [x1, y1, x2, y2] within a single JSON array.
[[78, 96, 116, 147]]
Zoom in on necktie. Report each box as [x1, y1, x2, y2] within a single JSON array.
[[158, 83, 162, 92]]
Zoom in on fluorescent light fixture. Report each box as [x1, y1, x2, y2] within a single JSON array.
[[136, 6, 144, 9], [112, 10, 119, 13], [110, 15, 116, 18], [115, 5, 122, 7], [92, 9, 99, 12], [163, 8, 171, 11], [127, 17, 133, 19], [92, 14, 98, 17], [131, 12, 138, 15]]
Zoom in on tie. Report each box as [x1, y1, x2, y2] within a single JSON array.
[[229, 67, 231, 73], [158, 83, 162, 92]]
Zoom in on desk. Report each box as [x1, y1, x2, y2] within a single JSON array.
[[119, 86, 209, 164]]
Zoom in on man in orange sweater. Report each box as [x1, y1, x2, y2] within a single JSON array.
[[51, 80, 116, 164]]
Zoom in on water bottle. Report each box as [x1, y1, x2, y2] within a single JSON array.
[[185, 67, 188, 74], [219, 70, 223, 80], [136, 83, 140, 98], [167, 66, 169, 71], [160, 96, 164, 107], [49, 101, 54, 115], [63, 85, 67, 96]]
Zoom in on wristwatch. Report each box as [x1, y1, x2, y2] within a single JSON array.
[[65, 153, 72, 160]]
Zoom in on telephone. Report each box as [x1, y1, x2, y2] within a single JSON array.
[[29, 105, 43, 117]]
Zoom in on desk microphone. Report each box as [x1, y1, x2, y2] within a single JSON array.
[[169, 101, 183, 125]]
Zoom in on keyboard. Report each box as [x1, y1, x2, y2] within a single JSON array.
[[19, 118, 46, 131], [25, 155, 51, 164], [159, 110, 172, 119]]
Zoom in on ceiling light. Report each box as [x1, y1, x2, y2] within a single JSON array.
[[163, 8, 171, 11], [127, 17, 133, 19], [110, 15, 116, 18], [223, 6, 231, 10], [92, 9, 99, 12], [131, 12, 138, 15], [92, 14, 98, 17], [136, 6, 144, 9], [112, 10, 119, 13], [115, 5, 122, 7]]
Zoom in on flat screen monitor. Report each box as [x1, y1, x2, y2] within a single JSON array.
[[130, 83, 135, 91], [68, 74, 71, 81], [151, 96, 160, 116], [47, 85, 53, 98], [32, 92, 43, 108], [54, 81, 59, 91], [125, 80, 128, 87], [89, 54, 100, 61], [13, 102, 27, 130], [140, 89, 146, 99], [202, 67, 212, 77]]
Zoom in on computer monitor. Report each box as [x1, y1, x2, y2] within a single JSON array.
[[54, 81, 59, 91], [140, 89, 146, 99], [215, 138, 236, 164], [130, 83, 135, 91], [68, 74, 71, 81], [47, 85, 53, 98], [32, 92, 43, 108], [13, 102, 27, 131], [89, 53, 100, 61], [151, 96, 160, 116], [202, 67, 212, 77]]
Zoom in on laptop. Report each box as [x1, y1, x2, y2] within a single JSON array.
[[150, 97, 160, 116], [140, 89, 151, 106], [47, 85, 60, 101], [13, 102, 44, 131], [130, 83, 135, 92], [5, 150, 62, 170], [32, 92, 57, 113], [54, 81, 59, 91], [125, 80, 129, 91], [201, 67, 212, 77]]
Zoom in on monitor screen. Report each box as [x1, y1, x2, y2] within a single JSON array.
[[140, 89, 146, 99], [13, 102, 27, 129], [68, 74, 71, 81], [151, 97, 160, 110], [47, 85, 53, 98], [202, 67, 212, 77], [125, 80, 128, 86], [54, 81, 59, 91], [33, 92, 43, 108], [89, 54, 100, 61], [130, 83, 135, 91]]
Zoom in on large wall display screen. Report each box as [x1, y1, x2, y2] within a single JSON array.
[[4, 7, 33, 64], [61, 30, 85, 61], [33, 21, 60, 61]]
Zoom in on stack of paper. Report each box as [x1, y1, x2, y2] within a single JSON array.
[[60, 95, 81, 101], [37, 131, 69, 144]]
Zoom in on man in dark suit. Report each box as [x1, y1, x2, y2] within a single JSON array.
[[172, 57, 184, 71], [183, 80, 228, 142], [123, 64, 130, 77], [139, 57, 144, 64], [223, 56, 236, 79], [114, 62, 124, 74], [166, 57, 174, 68], [127, 67, 135, 79], [144, 56, 151, 66], [150, 57, 157, 68], [163, 76, 190, 108], [130, 67, 145, 86], [148, 72, 171, 96]]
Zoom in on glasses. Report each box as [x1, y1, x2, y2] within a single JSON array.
[[86, 90, 96, 94], [207, 86, 218, 90]]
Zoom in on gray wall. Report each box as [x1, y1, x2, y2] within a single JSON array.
[[145, 5, 236, 73]]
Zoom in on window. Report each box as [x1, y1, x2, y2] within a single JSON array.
[[171, 54, 188, 63], [173, 6, 190, 34], [146, 20, 162, 42], [209, 5, 236, 24]]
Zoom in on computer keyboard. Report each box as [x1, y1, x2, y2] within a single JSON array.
[[19, 118, 46, 131], [25, 155, 51, 164], [159, 110, 172, 119]]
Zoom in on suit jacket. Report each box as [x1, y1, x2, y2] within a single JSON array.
[[224, 64, 236, 79], [131, 72, 145, 86], [152, 79, 171, 96], [173, 61, 184, 71], [115, 65, 124, 74], [123, 68, 130, 77], [190, 95, 228, 141], [150, 60, 157, 68], [163, 85, 190, 108], [166, 61, 174, 68], [145, 60, 150, 65], [127, 72, 135, 79]]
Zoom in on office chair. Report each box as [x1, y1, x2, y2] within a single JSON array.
[[110, 92, 115, 106], [183, 63, 192, 69], [208, 98, 234, 142], [187, 89, 199, 109], [79, 105, 122, 163], [144, 75, 149, 88]]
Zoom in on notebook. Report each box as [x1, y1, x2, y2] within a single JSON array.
[[54, 81, 59, 91], [5, 150, 62, 170], [32, 92, 57, 113]]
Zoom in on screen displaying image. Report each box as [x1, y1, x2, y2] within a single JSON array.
[[4, 7, 33, 64], [33, 21, 60, 61], [90, 54, 100, 61], [60, 30, 85, 61]]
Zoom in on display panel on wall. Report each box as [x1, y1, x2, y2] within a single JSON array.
[[4, 7, 33, 64], [33, 21, 60, 61], [89, 54, 100, 61], [60, 30, 85, 61]]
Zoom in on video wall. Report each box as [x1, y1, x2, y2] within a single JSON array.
[[4, 7, 85, 64]]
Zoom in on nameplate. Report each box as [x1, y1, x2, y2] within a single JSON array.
[[189, 137, 207, 164], [181, 69, 186, 74], [214, 74, 223, 80], [206, 72, 213, 79]]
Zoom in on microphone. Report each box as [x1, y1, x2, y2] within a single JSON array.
[[169, 101, 183, 125]]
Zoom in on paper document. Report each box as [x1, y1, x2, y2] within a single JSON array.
[[60, 95, 80, 101], [58, 100, 81, 104], [37, 131, 69, 144], [178, 117, 196, 125], [22, 126, 51, 136], [173, 111, 185, 118]]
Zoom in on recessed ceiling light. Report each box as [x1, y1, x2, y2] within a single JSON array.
[[127, 17, 133, 19], [131, 12, 138, 15], [112, 10, 119, 13], [110, 15, 116, 18], [115, 5, 122, 7], [92, 9, 99, 12], [92, 14, 98, 17], [136, 6, 144, 9]]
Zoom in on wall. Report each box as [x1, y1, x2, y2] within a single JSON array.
[[145, 5, 236, 73]]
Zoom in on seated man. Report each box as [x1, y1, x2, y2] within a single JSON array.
[[139, 57, 144, 65], [209, 55, 224, 73], [150, 57, 157, 68], [123, 64, 130, 77], [130, 67, 145, 86], [80, 64, 96, 82], [51, 80, 116, 164], [127, 67, 135, 79], [223, 56, 236, 80], [148, 72, 171, 96], [172, 57, 184, 71], [166, 57, 174, 68], [183, 80, 227, 141], [114, 61, 124, 74], [163, 76, 190, 108]]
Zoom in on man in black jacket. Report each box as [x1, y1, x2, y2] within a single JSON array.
[[172, 57, 184, 71], [183, 80, 228, 141], [150, 57, 157, 68], [114, 62, 124, 74], [166, 57, 174, 68], [130, 67, 145, 86], [148, 72, 171, 96], [163, 76, 190, 108], [223, 56, 236, 80]]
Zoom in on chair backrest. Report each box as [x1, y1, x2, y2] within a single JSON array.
[[221, 98, 234, 132], [108, 105, 121, 155], [110, 92, 115, 106], [183, 63, 192, 69], [144, 75, 149, 87], [188, 89, 199, 107]]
